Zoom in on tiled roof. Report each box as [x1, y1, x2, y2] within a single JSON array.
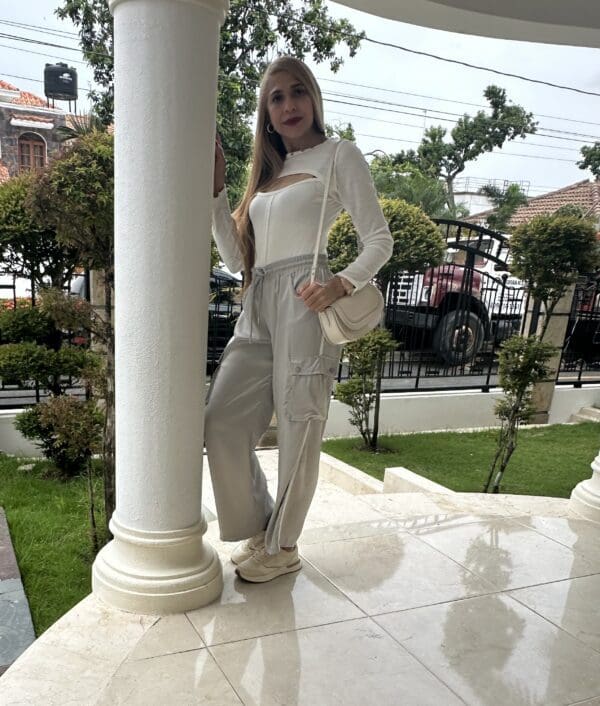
[[0, 79, 19, 92], [11, 113, 51, 123], [468, 179, 600, 227], [0, 78, 55, 109]]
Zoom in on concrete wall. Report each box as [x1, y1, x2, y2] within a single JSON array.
[[2, 385, 598, 456]]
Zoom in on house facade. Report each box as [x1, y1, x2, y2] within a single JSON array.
[[0, 79, 69, 184]]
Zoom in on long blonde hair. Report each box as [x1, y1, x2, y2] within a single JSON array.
[[232, 56, 326, 285]]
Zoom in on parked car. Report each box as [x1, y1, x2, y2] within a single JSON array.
[[385, 222, 526, 365]]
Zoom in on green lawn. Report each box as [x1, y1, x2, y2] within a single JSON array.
[[0, 456, 106, 636], [322, 422, 600, 498]]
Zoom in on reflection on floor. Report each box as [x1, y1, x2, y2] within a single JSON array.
[[1, 449, 599, 706]]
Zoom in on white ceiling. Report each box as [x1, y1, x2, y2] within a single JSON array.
[[335, 0, 600, 47]]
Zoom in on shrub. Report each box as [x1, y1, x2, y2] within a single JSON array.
[[328, 198, 446, 291], [0, 306, 54, 345], [15, 396, 103, 477], [334, 329, 397, 449], [0, 342, 97, 392]]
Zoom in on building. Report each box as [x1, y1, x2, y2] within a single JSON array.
[[467, 178, 600, 229], [0, 79, 70, 184]]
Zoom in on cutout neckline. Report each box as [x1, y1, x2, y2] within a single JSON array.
[[256, 174, 318, 196]]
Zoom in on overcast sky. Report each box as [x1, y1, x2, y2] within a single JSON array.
[[1, 1, 600, 198]]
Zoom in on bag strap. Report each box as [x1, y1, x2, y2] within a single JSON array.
[[310, 139, 343, 284]]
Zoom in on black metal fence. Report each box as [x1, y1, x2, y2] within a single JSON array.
[[339, 220, 528, 392], [1, 224, 598, 408], [557, 272, 600, 387], [0, 271, 89, 409]]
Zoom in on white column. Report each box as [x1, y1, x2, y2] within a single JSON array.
[[92, 0, 228, 612], [569, 449, 600, 524]]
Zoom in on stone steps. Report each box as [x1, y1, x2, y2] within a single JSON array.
[[569, 405, 600, 423]]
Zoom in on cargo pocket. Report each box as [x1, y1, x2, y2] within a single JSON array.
[[285, 355, 338, 422]]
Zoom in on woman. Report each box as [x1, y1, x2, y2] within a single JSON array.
[[207, 56, 392, 583]]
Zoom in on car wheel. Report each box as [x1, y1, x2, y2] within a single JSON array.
[[433, 311, 484, 365]]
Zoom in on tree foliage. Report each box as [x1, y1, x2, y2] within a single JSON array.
[[57, 0, 365, 207], [388, 86, 537, 209], [578, 142, 600, 179], [484, 334, 555, 493], [334, 328, 397, 450], [0, 174, 79, 288], [27, 131, 114, 282], [479, 183, 528, 233], [369, 158, 448, 217], [510, 213, 600, 337], [328, 198, 446, 292]]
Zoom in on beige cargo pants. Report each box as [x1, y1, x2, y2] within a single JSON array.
[[205, 254, 342, 555]]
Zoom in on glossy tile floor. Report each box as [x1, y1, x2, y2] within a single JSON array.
[[1, 449, 599, 706]]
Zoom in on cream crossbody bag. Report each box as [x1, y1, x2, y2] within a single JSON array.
[[311, 140, 385, 346]]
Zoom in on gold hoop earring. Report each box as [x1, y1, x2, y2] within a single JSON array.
[[266, 123, 275, 134]]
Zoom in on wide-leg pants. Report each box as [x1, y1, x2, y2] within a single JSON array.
[[205, 254, 342, 555]]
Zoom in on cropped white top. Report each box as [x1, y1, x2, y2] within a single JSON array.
[[211, 138, 393, 291]]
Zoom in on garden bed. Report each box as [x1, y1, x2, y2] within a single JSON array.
[[322, 422, 599, 498]]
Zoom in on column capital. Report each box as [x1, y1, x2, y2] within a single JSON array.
[[109, 0, 229, 24]]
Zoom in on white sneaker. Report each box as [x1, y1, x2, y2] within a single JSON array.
[[230, 530, 266, 565], [235, 546, 301, 583]]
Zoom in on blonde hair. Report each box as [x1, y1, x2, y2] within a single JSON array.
[[232, 56, 326, 285]]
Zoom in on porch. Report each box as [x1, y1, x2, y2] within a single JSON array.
[[1, 449, 599, 705]]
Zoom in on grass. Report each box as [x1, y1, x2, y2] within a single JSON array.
[[0, 456, 106, 636], [322, 422, 600, 498]]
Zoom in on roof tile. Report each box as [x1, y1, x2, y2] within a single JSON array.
[[469, 179, 600, 227]]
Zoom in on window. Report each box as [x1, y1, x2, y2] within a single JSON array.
[[18, 133, 45, 173]]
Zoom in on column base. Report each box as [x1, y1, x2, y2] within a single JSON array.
[[92, 514, 223, 614], [569, 477, 600, 524]]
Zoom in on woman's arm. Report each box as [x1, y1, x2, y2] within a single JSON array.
[[331, 140, 394, 292], [212, 137, 244, 273]]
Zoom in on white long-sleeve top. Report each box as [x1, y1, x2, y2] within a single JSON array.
[[211, 138, 393, 291]]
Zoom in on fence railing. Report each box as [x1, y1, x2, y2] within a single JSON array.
[[0, 258, 598, 409], [556, 272, 600, 387]]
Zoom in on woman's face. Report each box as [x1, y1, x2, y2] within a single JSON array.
[[265, 70, 316, 143]]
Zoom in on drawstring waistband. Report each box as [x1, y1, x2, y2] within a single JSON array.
[[246, 254, 331, 343]]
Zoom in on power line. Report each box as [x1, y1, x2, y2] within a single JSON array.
[[317, 75, 600, 129], [285, 15, 600, 98], [0, 18, 79, 40], [4, 13, 600, 100], [0, 70, 85, 94], [327, 109, 579, 154], [323, 96, 599, 145], [356, 132, 577, 163], [0, 42, 87, 65]]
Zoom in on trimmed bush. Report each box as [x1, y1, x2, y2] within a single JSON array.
[[16, 396, 103, 477], [328, 198, 446, 290]]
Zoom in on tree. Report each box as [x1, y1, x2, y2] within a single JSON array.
[[328, 198, 446, 295], [389, 86, 537, 210], [0, 174, 79, 289], [325, 122, 356, 141], [28, 130, 116, 528], [334, 329, 397, 450], [578, 142, 600, 179], [479, 183, 528, 233], [369, 157, 448, 217], [58, 0, 365, 207], [510, 213, 600, 339], [484, 335, 554, 493]]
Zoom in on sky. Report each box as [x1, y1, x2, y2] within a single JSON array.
[[1, 1, 599, 200]]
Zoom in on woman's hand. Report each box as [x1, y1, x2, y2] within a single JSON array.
[[214, 133, 226, 197], [297, 276, 347, 312]]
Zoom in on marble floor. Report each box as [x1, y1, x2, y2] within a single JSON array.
[[1, 449, 599, 706]]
